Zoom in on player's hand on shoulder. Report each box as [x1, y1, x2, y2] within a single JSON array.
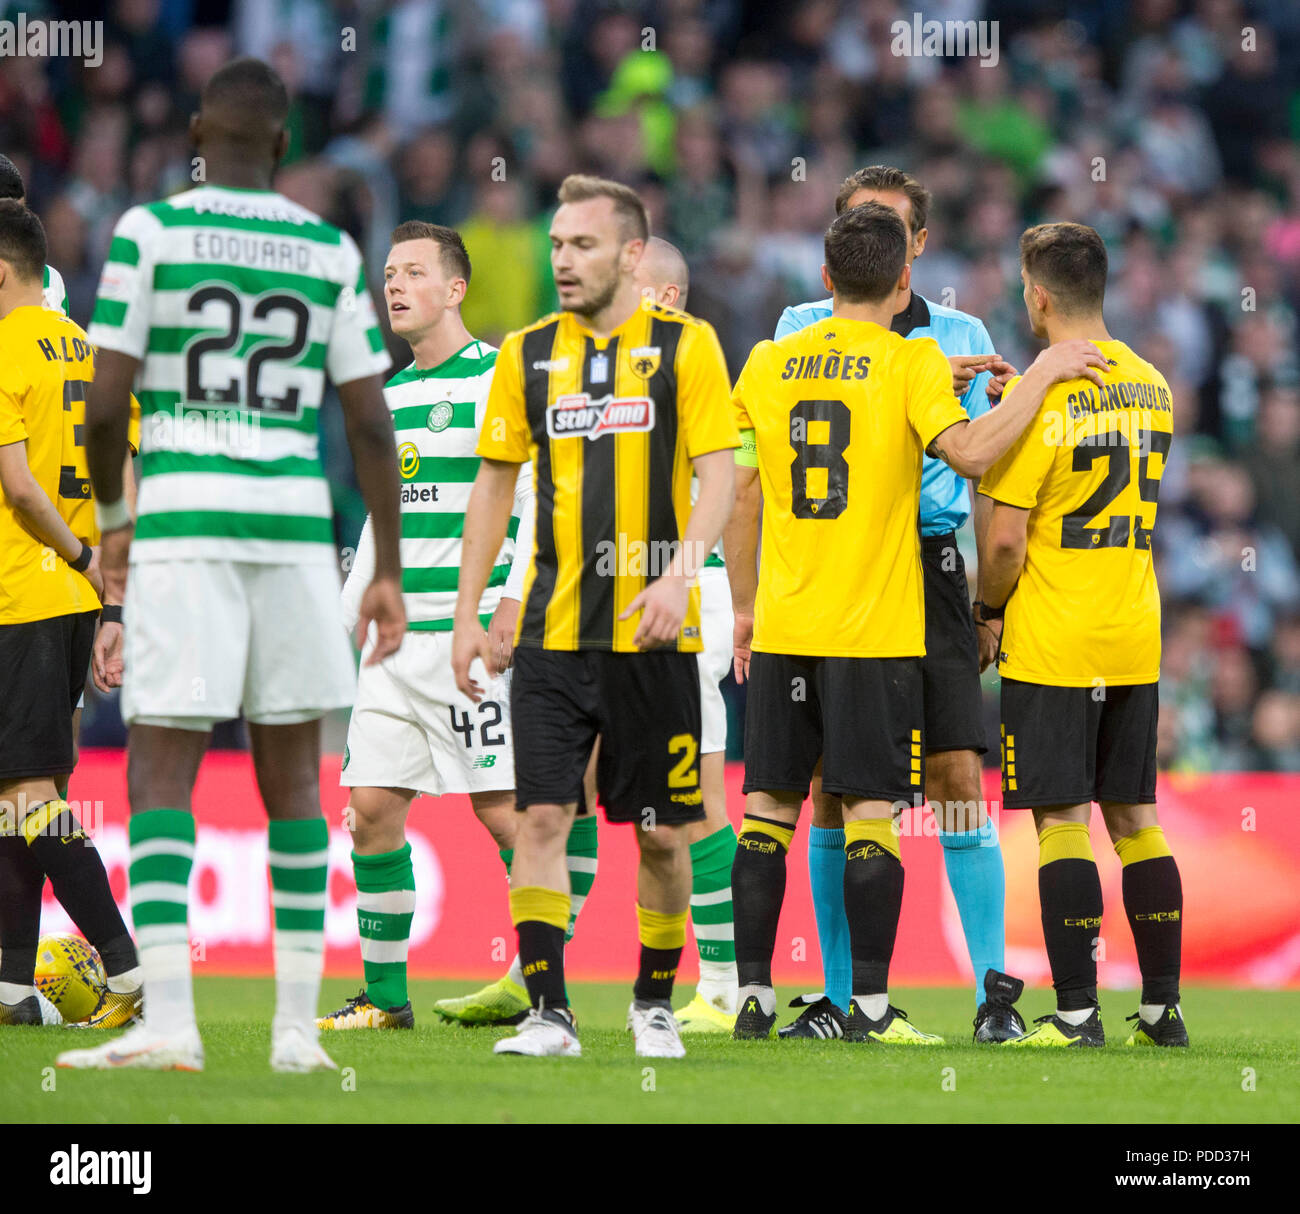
[[622, 573, 689, 651], [488, 597, 520, 672], [732, 611, 754, 684], [1032, 339, 1108, 387], [92, 618, 124, 692], [359, 575, 405, 665]]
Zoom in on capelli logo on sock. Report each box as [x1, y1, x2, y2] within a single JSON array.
[[50, 1145, 151, 1195]]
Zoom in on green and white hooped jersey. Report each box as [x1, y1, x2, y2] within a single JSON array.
[[341, 341, 534, 632], [87, 185, 390, 564], [43, 264, 68, 315]]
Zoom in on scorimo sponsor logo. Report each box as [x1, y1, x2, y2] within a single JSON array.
[[546, 393, 655, 440]]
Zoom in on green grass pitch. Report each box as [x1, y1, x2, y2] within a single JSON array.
[[3, 978, 1296, 1124]]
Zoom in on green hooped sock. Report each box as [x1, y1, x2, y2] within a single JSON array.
[[268, 817, 330, 1032], [128, 808, 197, 1035], [689, 824, 738, 972], [565, 814, 598, 941], [352, 843, 415, 1011]]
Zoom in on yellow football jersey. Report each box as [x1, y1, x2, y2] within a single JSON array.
[[478, 297, 738, 652], [978, 340, 1173, 686], [0, 306, 101, 623], [733, 317, 969, 658]]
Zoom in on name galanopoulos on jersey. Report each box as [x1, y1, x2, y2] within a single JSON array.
[[546, 393, 655, 440]]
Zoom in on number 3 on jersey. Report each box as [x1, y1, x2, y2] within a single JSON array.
[[789, 399, 850, 519]]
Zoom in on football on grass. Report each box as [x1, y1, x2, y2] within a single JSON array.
[[34, 934, 107, 1023]]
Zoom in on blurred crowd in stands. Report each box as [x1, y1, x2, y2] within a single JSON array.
[[5, 0, 1297, 772]]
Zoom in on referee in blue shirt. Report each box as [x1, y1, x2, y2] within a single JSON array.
[[772, 166, 1026, 1043]]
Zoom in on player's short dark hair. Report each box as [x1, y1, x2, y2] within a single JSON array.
[[201, 56, 289, 125], [823, 201, 909, 305], [0, 199, 47, 284], [1020, 222, 1108, 315], [557, 174, 649, 245], [390, 220, 472, 283], [835, 165, 930, 234], [0, 154, 25, 201]]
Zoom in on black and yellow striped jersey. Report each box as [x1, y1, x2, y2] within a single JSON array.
[[978, 340, 1173, 686], [477, 297, 738, 652]]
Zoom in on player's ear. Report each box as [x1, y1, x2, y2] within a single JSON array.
[[448, 276, 467, 309], [273, 127, 290, 166], [819, 263, 833, 292], [898, 262, 912, 293], [662, 284, 679, 307], [188, 113, 202, 148], [913, 227, 928, 258]]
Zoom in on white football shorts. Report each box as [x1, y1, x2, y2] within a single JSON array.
[[697, 564, 733, 755], [121, 560, 356, 731], [341, 630, 514, 798]]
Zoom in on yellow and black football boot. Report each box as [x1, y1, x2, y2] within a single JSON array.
[[1125, 1005, 1188, 1047], [317, 989, 414, 1030], [1003, 1008, 1104, 1047]]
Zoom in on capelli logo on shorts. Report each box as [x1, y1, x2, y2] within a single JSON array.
[[50, 1145, 151, 1194]]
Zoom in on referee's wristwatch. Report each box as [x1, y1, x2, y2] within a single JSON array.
[[973, 599, 1005, 625]]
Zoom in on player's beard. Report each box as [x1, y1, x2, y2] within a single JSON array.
[[562, 260, 621, 319]]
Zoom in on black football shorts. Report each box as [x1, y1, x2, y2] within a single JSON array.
[[0, 610, 97, 781], [742, 651, 924, 804], [999, 677, 1159, 809], [510, 646, 705, 825], [920, 532, 987, 755]]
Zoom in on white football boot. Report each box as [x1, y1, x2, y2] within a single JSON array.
[[56, 1020, 204, 1071], [271, 1023, 338, 1073], [629, 1001, 687, 1059], [493, 1001, 581, 1057]]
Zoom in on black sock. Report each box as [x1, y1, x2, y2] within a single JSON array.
[[843, 837, 904, 997], [732, 819, 791, 989], [24, 804, 137, 977], [1039, 858, 1103, 1011], [1122, 855, 1182, 1006], [634, 945, 682, 1004], [0, 835, 44, 994], [516, 920, 567, 1011]]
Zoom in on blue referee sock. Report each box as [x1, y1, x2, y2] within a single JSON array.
[[808, 826, 852, 1013], [940, 817, 1006, 1009]]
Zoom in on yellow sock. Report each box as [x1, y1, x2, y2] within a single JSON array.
[[844, 817, 900, 862], [739, 815, 794, 852], [1038, 822, 1094, 865], [637, 904, 688, 950], [1114, 825, 1171, 865], [508, 885, 570, 930]]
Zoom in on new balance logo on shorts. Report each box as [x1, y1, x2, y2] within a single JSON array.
[[471, 755, 497, 769]]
